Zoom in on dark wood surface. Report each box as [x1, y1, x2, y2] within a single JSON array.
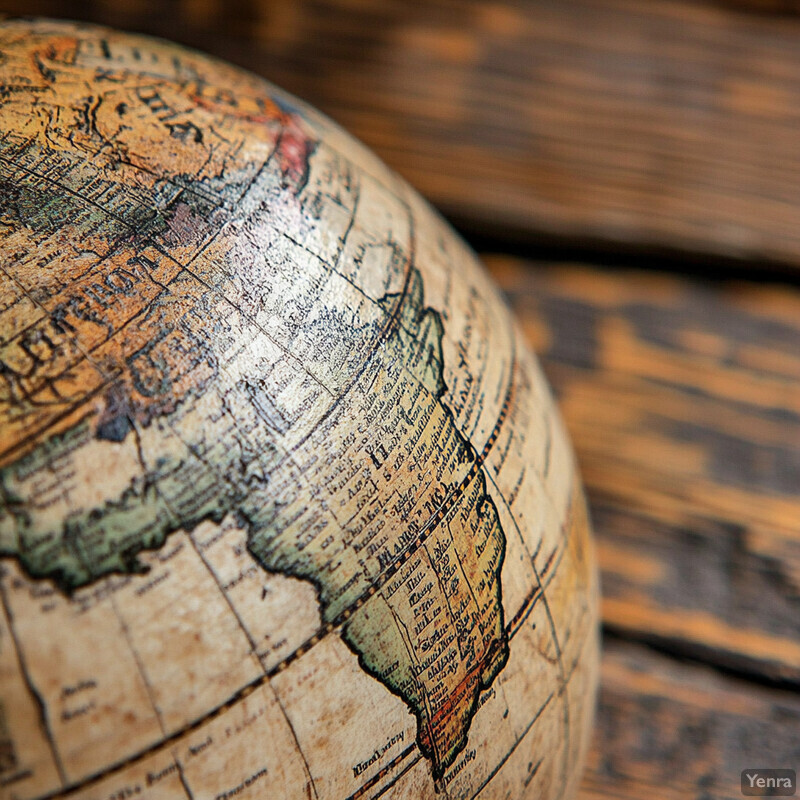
[[579, 638, 800, 800], [1, 1, 799, 797]]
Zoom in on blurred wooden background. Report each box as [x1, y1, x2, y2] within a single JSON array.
[[10, 0, 800, 269], [2, 1, 799, 797]]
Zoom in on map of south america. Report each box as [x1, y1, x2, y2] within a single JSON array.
[[0, 24, 510, 780]]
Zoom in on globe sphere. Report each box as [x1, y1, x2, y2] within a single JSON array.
[[0, 18, 599, 800]]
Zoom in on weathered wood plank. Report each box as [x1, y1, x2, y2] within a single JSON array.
[[579, 638, 800, 800], [9, 0, 800, 269], [488, 255, 800, 683]]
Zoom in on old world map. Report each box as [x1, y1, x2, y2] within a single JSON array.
[[0, 18, 598, 800]]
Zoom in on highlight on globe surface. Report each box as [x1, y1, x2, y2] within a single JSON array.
[[0, 18, 599, 800]]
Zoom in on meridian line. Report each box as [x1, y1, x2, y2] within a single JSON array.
[[0, 575, 68, 787], [31, 343, 517, 800]]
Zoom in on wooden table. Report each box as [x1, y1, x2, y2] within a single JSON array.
[[3, 0, 799, 796]]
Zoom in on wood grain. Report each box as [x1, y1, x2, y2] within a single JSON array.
[[0, 3, 798, 791], [579, 638, 800, 800], [488, 255, 800, 684], [6, 0, 800, 269]]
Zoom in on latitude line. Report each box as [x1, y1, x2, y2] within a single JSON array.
[[471, 640, 587, 800], [368, 758, 424, 800], [1, 137, 331, 799], [0, 65, 575, 800], [0, 134, 416, 467], [30, 336, 517, 800], [354, 623, 584, 800], [0, 155, 151, 231], [1, 138, 340, 408], [4, 117, 533, 800], [125, 414, 321, 799], [343, 551, 564, 800], [32, 143, 408, 417], [8, 279, 519, 800], [342, 744, 418, 800]]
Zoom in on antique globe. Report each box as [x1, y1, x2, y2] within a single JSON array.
[[0, 18, 599, 800]]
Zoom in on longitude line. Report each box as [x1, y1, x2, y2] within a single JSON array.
[[185, 531, 320, 800], [0, 577, 67, 786]]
